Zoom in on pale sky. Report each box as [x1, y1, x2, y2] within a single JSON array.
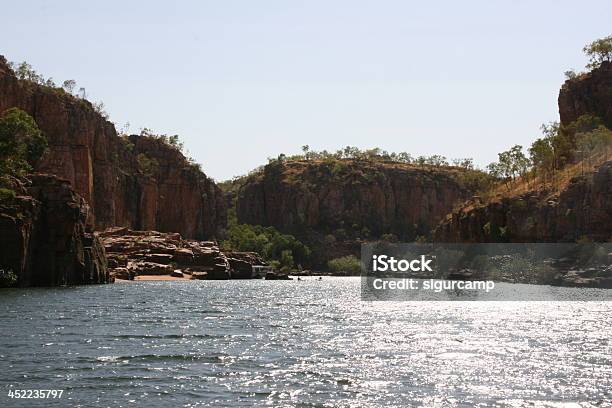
[[1, 0, 610, 180]]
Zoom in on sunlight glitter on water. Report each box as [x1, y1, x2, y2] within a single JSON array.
[[0, 278, 611, 407]]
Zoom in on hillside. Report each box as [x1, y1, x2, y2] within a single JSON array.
[[233, 158, 487, 266], [0, 56, 225, 239], [435, 158, 611, 242], [436, 60, 612, 243]]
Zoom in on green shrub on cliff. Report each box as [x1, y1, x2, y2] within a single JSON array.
[[136, 153, 159, 177], [583, 35, 612, 70], [0, 108, 47, 179]]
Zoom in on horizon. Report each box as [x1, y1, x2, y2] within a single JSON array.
[[1, 0, 611, 181]]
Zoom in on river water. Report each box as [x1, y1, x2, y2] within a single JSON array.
[[0, 278, 610, 407]]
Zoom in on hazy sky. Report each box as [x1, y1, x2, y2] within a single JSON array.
[[2, 1, 610, 180]]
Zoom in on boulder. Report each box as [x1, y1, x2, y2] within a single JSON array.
[[99, 228, 261, 280], [190, 271, 208, 280], [129, 261, 174, 276]]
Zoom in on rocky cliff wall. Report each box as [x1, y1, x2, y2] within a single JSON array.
[[0, 56, 225, 239], [558, 61, 612, 128], [0, 174, 109, 286], [434, 161, 612, 242], [237, 160, 478, 240]]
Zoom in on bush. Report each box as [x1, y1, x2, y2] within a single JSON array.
[[136, 153, 159, 177], [0, 269, 18, 287], [280, 249, 294, 269], [222, 224, 310, 267], [0, 108, 47, 178], [380, 233, 398, 243], [583, 35, 612, 70], [327, 255, 361, 275], [0, 188, 16, 200]]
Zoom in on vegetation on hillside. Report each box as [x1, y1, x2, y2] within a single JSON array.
[[269, 144, 477, 171], [221, 223, 310, 272], [583, 35, 612, 70], [327, 255, 361, 275], [486, 37, 612, 195], [222, 145, 493, 200], [485, 116, 610, 195], [0, 108, 47, 195], [7, 60, 108, 118], [564, 36, 611, 79]]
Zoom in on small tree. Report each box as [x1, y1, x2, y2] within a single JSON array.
[[564, 70, 577, 80], [583, 35, 612, 70], [452, 158, 474, 170], [486, 162, 503, 179], [529, 138, 554, 183], [14, 62, 43, 83], [301, 145, 310, 160], [508, 145, 530, 178], [92, 101, 108, 118], [0, 108, 47, 178], [62, 79, 76, 94]]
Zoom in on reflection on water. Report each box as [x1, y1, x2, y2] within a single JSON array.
[[0, 278, 611, 407]]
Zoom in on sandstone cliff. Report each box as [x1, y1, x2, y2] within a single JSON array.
[[237, 160, 480, 240], [558, 61, 612, 128], [436, 61, 612, 244], [0, 174, 109, 286], [435, 160, 611, 242], [0, 56, 225, 239]]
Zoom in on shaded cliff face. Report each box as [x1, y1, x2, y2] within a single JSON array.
[[0, 174, 109, 286], [237, 160, 478, 240], [0, 56, 225, 239], [435, 161, 612, 243], [558, 61, 612, 128]]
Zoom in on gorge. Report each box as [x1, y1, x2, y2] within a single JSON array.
[[0, 52, 610, 287]]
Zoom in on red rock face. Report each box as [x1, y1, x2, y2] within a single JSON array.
[[436, 63, 612, 244], [0, 56, 225, 239], [236, 160, 476, 240], [558, 61, 612, 128], [0, 174, 109, 286], [434, 161, 612, 242]]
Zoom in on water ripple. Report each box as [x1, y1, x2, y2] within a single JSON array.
[[0, 278, 610, 407]]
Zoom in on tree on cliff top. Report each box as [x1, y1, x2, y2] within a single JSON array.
[[584, 35, 612, 70], [0, 108, 47, 179]]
